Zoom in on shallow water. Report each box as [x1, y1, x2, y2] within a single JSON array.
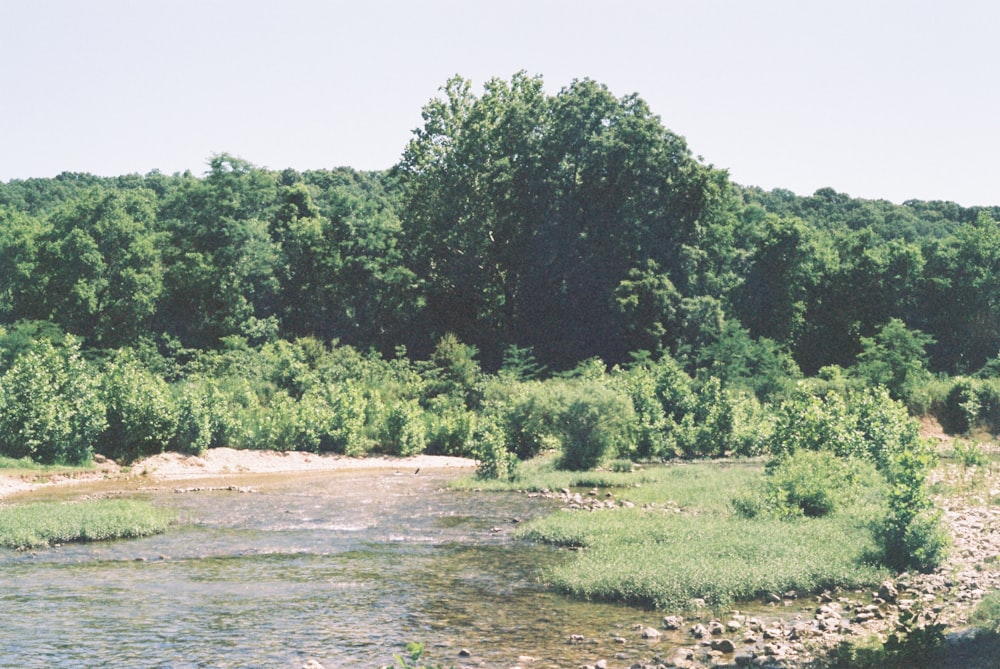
[[0, 469, 705, 669]]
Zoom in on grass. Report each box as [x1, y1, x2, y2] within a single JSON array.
[[501, 459, 889, 610], [0, 455, 99, 478], [0, 499, 175, 549]]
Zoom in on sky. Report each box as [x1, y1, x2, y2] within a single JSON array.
[[1, 0, 997, 206]]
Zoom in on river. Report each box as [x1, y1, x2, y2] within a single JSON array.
[[0, 468, 685, 668]]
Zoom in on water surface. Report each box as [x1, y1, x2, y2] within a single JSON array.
[[1, 469, 690, 668]]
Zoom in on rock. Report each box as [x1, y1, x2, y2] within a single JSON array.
[[726, 619, 742, 632], [763, 642, 785, 657], [879, 580, 899, 603], [517, 655, 535, 664], [302, 661, 324, 669], [709, 620, 726, 635], [569, 634, 586, 644], [734, 652, 755, 667], [690, 623, 709, 638], [667, 647, 695, 667], [458, 648, 472, 657], [663, 614, 684, 630], [711, 638, 736, 653], [595, 661, 608, 669], [642, 626, 662, 639]]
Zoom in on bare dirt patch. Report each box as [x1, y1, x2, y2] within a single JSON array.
[[0, 449, 475, 500]]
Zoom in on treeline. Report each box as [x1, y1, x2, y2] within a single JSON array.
[[0, 75, 998, 380], [2, 73, 1000, 462]]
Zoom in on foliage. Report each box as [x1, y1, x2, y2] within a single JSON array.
[[828, 600, 947, 668], [972, 590, 1000, 635], [377, 399, 427, 456], [854, 318, 935, 405], [0, 337, 105, 464], [872, 443, 949, 572], [733, 450, 885, 520], [470, 415, 518, 482], [383, 641, 453, 669], [0, 499, 174, 549], [766, 387, 918, 471], [97, 350, 177, 462], [514, 462, 886, 609], [556, 381, 636, 470]]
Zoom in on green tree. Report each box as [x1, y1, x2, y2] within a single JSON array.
[[854, 318, 934, 403], [34, 188, 164, 346], [158, 155, 281, 348], [398, 73, 730, 368], [0, 207, 46, 323]]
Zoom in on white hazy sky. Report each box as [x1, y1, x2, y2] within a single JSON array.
[[1, 0, 997, 206]]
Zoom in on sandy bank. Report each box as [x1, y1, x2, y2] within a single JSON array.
[[0, 448, 477, 499]]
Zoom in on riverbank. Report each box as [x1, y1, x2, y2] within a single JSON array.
[[0, 448, 477, 500], [3, 445, 1000, 667]]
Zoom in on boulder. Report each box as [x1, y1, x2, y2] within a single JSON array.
[[711, 638, 736, 653], [879, 580, 899, 603], [642, 626, 663, 639]]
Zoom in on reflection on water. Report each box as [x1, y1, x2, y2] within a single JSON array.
[[0, 469, 692, 669]]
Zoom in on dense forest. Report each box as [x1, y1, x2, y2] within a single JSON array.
[[3, 75, 999, 377], [1, 72, 999, 481]]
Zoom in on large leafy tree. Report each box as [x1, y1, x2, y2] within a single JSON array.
[[918, 211, 1000, 373], [25, 187, 164, 347], [274, 175, 418, 352], [398, 73, 729, 368], [157, 155, 281, 348]]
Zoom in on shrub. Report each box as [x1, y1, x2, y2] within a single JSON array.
[[170, 382, 212, 455], [0, 337, 105, 465], [496, 381, 567, 460], [767, 387, 918, 472], [734, 451, 885, 520], [972, 591, 1000, 635], [615, 366, 670, 460], [97, 352, 177, 462], [423, 394, 475, 456], [377, 399, 426, 456], [873, 445, 949, 572], [471, 416, 518, 481], [940, 377, 980, 435], [557, 382, 636, 471]]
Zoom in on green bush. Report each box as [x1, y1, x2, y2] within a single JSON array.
[[734, 451, 884, 520], [471, 416, 518, 481], [423, 394, 475, 456], [615, 366, 670, 460], [873, 445, 949, 573], [170, 382, 212, 455], [767, 387, 918, 472], [940, 377, 980, 435], [557, 381, 636, 471], [97, 351, 177, 462], [0, 337, 105, 465], [377, 399, 426, 456], [972, 591, 1000, 635], [495, 380, 567, 460]]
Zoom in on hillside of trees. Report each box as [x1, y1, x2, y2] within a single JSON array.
[[3, 74, 998, 380], [1, 72, 999, 478]]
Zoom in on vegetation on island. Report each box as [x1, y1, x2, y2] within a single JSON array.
[[3, 73, 1000, 623], [0, 499, 173, 550]]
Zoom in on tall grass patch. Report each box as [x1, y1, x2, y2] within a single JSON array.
[[514, 462, 888, 610], [0, 499, 174, 549]]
